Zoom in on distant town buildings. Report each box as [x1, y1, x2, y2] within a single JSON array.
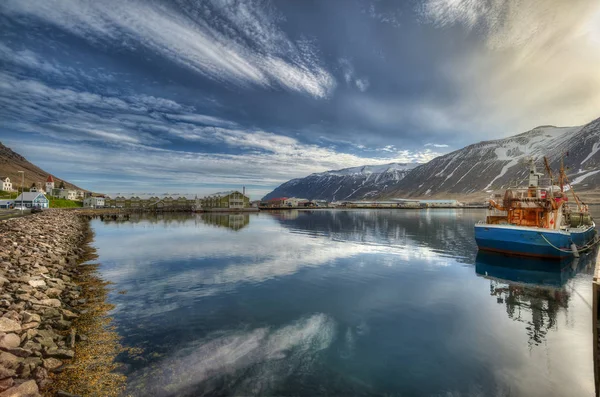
[[0, 176, 13, 192], [200, 190, 250, 209]]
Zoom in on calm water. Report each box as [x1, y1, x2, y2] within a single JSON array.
[[89, 209, 598, 397]]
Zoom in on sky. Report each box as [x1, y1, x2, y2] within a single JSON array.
[[1, 0, 599, 199]]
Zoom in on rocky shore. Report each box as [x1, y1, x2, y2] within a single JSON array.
[[0, 211, 92, 396]]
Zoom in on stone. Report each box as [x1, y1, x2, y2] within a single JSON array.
[[0, 366, 15, 380], [0, 379, 39, 397], [32, 366, 49, 388], [53, 320, 71, 331], [18, 314, 39, 325], [0, 334, 20, 350], [42, 358, 62, 371], [57, 391, 82, 397], [0, 352, 21, 370], [44, 288, 62, 298], [0, 278, 8, 287], [0, 378, 13, 393], [19, 324, 38, 332], [61, 310, 78, 320], [43, 349, 74, 360], [26, 280, 45, 288], [5, 348, 31, 358], [37, 299, 60, 308], [0, 319, 20, 334]]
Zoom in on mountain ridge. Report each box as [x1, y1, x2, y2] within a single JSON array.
[[263, 116, 600, 202], [0, 142, 85, 192], [262, 162, 417, 201]]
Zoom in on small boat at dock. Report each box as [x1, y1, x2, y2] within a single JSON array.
[[475, 157, 598, 259]]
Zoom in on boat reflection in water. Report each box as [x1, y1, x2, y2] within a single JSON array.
[[475, 250, 597, 348]]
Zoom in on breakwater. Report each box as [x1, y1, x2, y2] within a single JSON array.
[[0, 210, 123, 396]]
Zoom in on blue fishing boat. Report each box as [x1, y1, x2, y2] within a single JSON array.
[[475, 157, 597, 259]]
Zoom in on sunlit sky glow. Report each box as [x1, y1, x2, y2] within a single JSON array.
[[1, 0, 599, 198]]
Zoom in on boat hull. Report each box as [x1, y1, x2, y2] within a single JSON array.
[[474, 223, 597, 259]]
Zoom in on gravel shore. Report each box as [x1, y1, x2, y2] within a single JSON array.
[[0, 211, 97, 396]]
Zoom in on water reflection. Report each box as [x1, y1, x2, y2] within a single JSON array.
[[87, 210, 596, 397], [476, 250, 597, 347], [200, 213, 251, 231]]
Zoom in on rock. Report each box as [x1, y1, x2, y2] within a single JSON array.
[[0, 278, 8, 287], [57, 391, 82, 397], [0, 352, 22, 370], [18, 314, 39, 325], [37, 299, 61, 308], [26, 280, 45, 288], [19, 324, 38, 332], [0, 334, 21, 350], [5, 348, 31, 358], [0, 320, 20, 335], [0, 379, 39, 397], [0, 378, 13, 393], [61, 310, 78, 320], [32, 366, 49, 388], [53, 320, 71, 331], [43, 349, 74, 360], [42, 358, 62, 371], [44, 288, 62, 298], [0, 366, 15, 380]]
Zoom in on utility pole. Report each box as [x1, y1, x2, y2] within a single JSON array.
[[17, 171, 24, 213]]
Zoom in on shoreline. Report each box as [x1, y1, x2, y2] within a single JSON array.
[[0, 210, 124, 397]]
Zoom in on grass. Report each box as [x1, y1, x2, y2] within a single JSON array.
[[0, 191, 18, 199], [49, 198, 83, 208]]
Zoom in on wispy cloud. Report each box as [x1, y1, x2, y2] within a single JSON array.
[[425, 143, 448, 148], [339, 58, 370, 92], [417, 0, 600, 135], [1, 0, 335, 98]]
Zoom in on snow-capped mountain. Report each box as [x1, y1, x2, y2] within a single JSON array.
[[262, 163, 417, 201], [383, 116, 600, 198]]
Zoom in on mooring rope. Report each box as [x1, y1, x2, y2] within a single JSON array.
[[539, 232, 600, 254]]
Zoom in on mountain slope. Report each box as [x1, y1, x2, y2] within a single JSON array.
[[383, 116, 600, 198], [0, 142, 84, 191], [262, 163, 417, 201]]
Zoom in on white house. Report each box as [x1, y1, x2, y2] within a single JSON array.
[[14, 192, 49, 209], [83, 196, 105, 208], [57, 189, 78, 200], [0, 177, 13, 192]]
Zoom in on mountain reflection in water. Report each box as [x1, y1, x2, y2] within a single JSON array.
[[87, 209, 596, 397]]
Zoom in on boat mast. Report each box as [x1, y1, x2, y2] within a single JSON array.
[[543, 156, 554, 195]]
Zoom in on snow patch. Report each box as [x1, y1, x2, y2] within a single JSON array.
[[571, 170, 600, 185], [581, 142, 600, 165]]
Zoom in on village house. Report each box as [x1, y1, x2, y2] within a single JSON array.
[[14, 192, 49, 209], [83, 196, 105, 209], [0, 176, 13, 192], [56, 189, 78, 201]]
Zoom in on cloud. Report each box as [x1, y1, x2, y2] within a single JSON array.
[[417, 0, 600, 136], [126, 313, 336, 396], [339, 58, 370, 92], [1, 0, 335, 98], [425, 143, 449, 148]]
